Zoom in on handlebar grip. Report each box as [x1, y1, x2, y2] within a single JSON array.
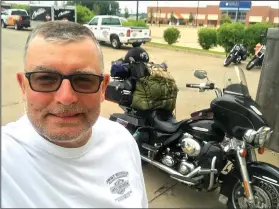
[[186, 84, 200, 88]]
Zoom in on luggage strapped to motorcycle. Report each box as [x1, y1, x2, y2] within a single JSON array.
[[130, 62, 179, 112]]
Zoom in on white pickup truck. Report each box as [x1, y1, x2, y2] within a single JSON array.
[[84, 15, 151, 49]]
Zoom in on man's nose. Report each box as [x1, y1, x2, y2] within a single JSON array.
[[54, 79, 78, 105]]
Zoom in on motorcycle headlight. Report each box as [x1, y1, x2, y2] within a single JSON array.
[[243, 127, 272, 147]]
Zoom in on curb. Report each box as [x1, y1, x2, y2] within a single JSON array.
[[145, 42, 226, 59]]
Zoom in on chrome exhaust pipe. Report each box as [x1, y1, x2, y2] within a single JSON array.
[[141, 155, 197, 185]]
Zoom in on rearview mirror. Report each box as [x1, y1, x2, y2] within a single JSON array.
[[160, 62, 168, 69], [194, 70, 207, 80]]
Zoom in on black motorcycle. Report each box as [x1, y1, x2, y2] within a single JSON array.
[[246, 44, 265, 70], [246, 31, 267, 71], [224, 44, 249, 67], [106, 65, 279, 209]]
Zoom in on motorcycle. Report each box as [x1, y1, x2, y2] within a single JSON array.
[[246, 31, 267, 71], [106, 65, 279, 209], [224, 44, 249, 67], [246, 44, 265, 71]]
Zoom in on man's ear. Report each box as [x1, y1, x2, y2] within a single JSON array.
[[16, 72, 27, 101], [100, 74, 110, 102]]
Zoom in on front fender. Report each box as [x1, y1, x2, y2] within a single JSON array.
[[219, 161, 279, 203], [247, 161, 279, 187]]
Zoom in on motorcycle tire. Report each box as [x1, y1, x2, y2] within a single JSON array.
[[224, 54, 234, 67], [227, 178, 279, 209], [246, 57, 259, 71]]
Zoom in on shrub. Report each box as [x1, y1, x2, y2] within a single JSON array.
[[11, 4, 30, 12], [220, 14, 232, 25], [198, 22, 204, 27], [76, 4, 95, 24], [122, 19, 148, 28], [243, 23, 273, 54], [198, 28, 217, 50], [163, 27, 181, 45], [217, 22, 245, 53]]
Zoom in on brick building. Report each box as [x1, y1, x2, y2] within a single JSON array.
[[147, 1, 279, 26]]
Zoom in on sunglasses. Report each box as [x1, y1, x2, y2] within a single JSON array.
[[25, 71, 104, 94]]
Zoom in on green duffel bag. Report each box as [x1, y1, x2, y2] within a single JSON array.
[[131, 66, 179, 111]]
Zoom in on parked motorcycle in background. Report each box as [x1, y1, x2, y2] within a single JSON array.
[[224, 44, 249, 67], [246, 44, 265, 70], [246, 31, 267, 71], [105, 61, 279, 209]]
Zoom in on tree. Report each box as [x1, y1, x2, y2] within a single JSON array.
[[170, 11, 175, 24], [76, 4, 95, 24], [124, 7, 129, 19], [93, 4, 100, 15], [11, 3, 30, 12], [189, 12, 194, 24], [67, 0, 120, 15], [221, 13, 232, 25]]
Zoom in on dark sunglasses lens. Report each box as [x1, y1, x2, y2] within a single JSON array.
[[72, 74, 101, 93], [30, 72, 61, 92]]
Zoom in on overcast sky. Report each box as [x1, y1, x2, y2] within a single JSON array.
[[6, 1, 279, 13]]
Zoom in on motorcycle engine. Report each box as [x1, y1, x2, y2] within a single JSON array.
[[161, 155, 175, 167], [180, 133, 201, 156]]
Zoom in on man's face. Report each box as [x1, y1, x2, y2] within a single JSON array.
[[17, 36, 109, 145]]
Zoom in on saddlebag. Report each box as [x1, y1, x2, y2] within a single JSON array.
[[105, 79, 134, 106]]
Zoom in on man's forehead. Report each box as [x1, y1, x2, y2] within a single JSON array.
[[27, 35, 94, 47]]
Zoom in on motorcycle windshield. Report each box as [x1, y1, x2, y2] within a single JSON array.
[[223, 66, 250, 97]]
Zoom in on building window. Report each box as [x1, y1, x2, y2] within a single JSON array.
[[238, 12, 247, 21], [228, 11, 236, 20]]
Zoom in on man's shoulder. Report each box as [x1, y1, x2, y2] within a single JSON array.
[[95, 116, 136, 144]]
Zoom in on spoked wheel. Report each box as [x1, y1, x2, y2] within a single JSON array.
[[228, 179, 279, 209]]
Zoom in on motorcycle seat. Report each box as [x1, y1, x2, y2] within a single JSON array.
[[147, 109, 184, 133]]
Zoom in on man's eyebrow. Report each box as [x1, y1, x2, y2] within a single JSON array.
[[73, 69, 98, 74], [29, 66, 58, 72], [28, 66, 98, 74]]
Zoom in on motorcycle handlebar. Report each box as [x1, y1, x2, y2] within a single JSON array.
[[186, 83, 215, 90]]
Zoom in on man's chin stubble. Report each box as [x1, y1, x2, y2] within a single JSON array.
[[40, 129, 92, 148]]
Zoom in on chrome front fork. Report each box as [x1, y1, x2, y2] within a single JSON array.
[[236, 146, 256, 206]]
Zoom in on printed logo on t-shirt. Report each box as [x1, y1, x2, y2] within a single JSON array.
[[106, 171, 132, 202]]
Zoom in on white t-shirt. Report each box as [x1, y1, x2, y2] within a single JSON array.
[[1, 114, 148, 208]]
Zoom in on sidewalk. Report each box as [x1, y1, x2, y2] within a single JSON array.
[[150, 37, 225, 53]]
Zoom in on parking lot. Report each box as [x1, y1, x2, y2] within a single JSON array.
[[2, 27, 278, 208]]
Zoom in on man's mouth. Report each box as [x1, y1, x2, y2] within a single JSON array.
[[49, 113, 82, 118]]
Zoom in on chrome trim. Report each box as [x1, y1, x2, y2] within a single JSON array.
[[170, 176, 195, 185], [236, 146, 256, 205], [249, 149, 257, 162], [141, 155, 196, 185], [253, 176, 279, 187], [208, 156, 217, 191]]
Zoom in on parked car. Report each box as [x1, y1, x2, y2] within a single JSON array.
[[84, 15, 151, 49], [1, 9, 31, 30]]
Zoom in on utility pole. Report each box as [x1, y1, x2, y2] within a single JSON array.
[[196, 1, 199, 26], [159, 8, 161, 27], [236, 0, 240, 22], [136, 1, 139, 21], [256, 28, 279, 152], [156, 1, 158, 24]]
